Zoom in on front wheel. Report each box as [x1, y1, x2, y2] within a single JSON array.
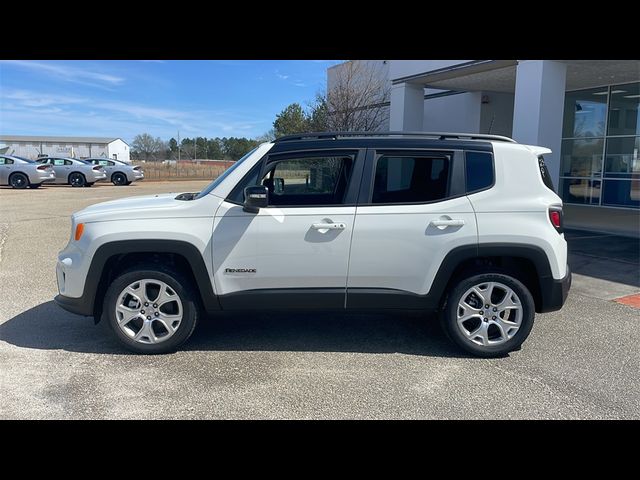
[[102, 265, 199, 354], [442, 272, 535, 358], [69, 172, 86, 187]]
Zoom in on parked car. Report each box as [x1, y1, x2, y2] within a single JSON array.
[[85, 158, 144, 185], [35, 157, 107, 187], [54, 132, 571, 357], [0, 154, 55, 189]]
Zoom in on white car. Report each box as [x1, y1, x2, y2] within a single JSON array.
[[85, 158, 144, 186], [36, 157, 108, 187], [54, 132, 571, 357], [0, 155, 56, 188]]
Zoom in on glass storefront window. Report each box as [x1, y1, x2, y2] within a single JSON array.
[[607, 83, 640, 137], [562, 87, 608, 138], [602, 180, 640, 207], [604, 136, 640, 179], [561, 82, 639, 209], [561, 138, 604, 177], [560, 178, 601, 205]]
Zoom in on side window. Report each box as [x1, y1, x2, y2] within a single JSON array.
[[261, 155, 354, 206], [0, 158, 5, 165], [537, 155, 555, 192], [54, 159, 66, 166], [5, 158, 14, 164], [64, 160, 73, 166], [108, 161, 115, 166], [372, 155, 450, 204], [99, 160, 110, 166], [465, 151, 494, 192]]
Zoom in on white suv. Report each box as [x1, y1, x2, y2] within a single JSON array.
[[54, 132, 571, 357]]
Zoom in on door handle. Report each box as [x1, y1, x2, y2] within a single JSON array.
[[311, 222, 346, 232], [430, 219, 465, 227]]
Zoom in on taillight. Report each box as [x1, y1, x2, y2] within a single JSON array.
[[133, 166, 140, 171], [548, 207, 563, 233], [92, 166, 103, 171], [36, 165, 49, 171]]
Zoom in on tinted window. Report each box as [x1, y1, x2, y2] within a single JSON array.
[[64, 160, 73, 166], [372, 155, 449, 204], [262, 155, 354, 206], [537, 155, 555, 192], [53, 159, 66, 166], [465, 151, 494, 192]]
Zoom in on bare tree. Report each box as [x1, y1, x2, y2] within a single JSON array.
[[132, 133, 167, 161], [322, 60, 391, 132]]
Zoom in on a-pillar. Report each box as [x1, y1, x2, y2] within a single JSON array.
[[512, 60, 567, 187]]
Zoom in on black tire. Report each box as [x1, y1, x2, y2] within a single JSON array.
[[84, 182, 95, 187], [125, 181, 133, 185], [442, 272, 535, 358], [9, 172, 29, 189], [68, 172, 86, 187], [28, 183, 42, 189], [102, 264, 199, 354], [112, 172, 127, 186]]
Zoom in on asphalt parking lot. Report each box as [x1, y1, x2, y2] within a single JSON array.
[[1, 180, 639, 419]]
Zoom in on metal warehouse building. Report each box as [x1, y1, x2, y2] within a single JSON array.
[[0, 135, 130, 162]]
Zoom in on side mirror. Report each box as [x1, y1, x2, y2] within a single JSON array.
[[243, 185, 269, 213]]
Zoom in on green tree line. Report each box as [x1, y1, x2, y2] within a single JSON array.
[[131, 134, 262, 161]]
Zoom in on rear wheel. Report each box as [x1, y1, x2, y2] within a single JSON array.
[[69, 172, 86, 187], [112, 172, 127, 186], [9, 172, 29, 189], [102, 264, 199, 354], [442, 272, 535, 358]]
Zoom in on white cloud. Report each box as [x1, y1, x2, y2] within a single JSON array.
[[0, 60, 125, 88], [276, 73, 290, 80]]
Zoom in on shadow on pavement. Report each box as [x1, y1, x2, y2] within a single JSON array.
[[566, 229, 640, 288], [0, 301, 466, 358]]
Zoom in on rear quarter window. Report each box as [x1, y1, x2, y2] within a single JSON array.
[[538, 155, 555, 192], [465, 151, 494, 192]]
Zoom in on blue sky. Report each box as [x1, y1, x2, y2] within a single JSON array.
[[0, 60, 341, 142]]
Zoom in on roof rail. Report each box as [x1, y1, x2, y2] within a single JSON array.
[[273, 131, 517, 143]]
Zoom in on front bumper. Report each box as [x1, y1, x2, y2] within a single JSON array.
[[538, 264, 572, 313], [54, 294, 93, 316]]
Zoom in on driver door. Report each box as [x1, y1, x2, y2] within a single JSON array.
[[213, 148, 364, 309]]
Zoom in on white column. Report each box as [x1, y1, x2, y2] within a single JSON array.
[[512, 60, 567, 187], [390, 82, 424, 131]]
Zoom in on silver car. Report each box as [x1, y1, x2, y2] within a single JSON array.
[[86, 158, 145, 186], [36, 157, 107, 187], [0, 155, 56, 189]]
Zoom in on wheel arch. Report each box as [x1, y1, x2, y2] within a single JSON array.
[[432, 243, 553, 314], [84, 239, 220, 322], [67, 171, 86, 183], [9, 171, 29, 186], [111, 171, 127, 183]]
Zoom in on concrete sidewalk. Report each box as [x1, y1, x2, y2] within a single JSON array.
[[565, 229, 640, 302]]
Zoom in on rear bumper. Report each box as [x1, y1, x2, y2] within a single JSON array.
[[538, 264, 572, 313]]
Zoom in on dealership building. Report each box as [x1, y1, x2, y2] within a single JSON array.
[[328, 60, 639, 237], [0, 135, 130, 162]]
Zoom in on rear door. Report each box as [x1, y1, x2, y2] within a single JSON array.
[[0, 157, 12, 183], [346, 148, 478, 308], [213, 148, 364, 309]]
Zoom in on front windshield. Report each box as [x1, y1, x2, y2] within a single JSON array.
[[194, 147, 259, 200]]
